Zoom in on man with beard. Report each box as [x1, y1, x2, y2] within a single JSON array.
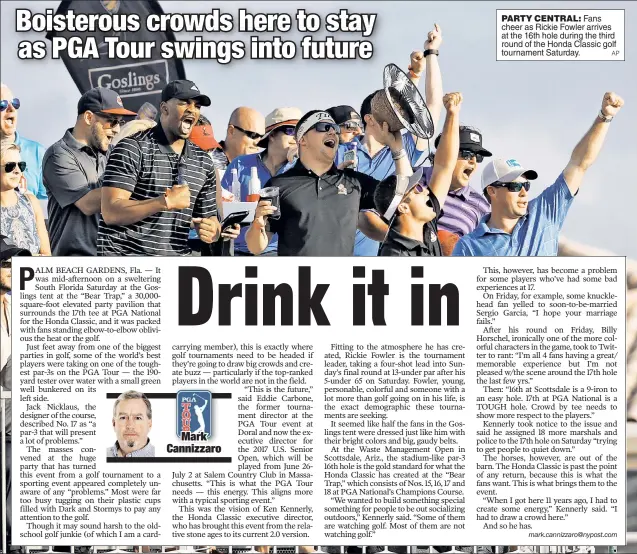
[[1, 82, 47, 199], [245, 110, 412, 256], [43, 87, 136, 255], [98, 80, 237, 255], [454, 92, 624, 256], [107, 391, 154, 458]]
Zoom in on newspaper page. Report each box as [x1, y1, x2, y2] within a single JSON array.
[[0, 0, 634, 553], [7, 256, 627, 550]]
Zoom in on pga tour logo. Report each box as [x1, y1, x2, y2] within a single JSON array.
[[176, 390, 212, 440], [89, 60, 169, 98]]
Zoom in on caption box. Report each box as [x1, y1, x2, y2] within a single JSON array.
[[497, 9, 624, 61]]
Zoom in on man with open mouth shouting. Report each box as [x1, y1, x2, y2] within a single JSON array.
[[374, 92, 463, 257], [98, 79, 239, 256], [245, 110, 413, 256], [453, 91, 624, 257]]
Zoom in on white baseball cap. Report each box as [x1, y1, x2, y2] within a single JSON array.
[[481, 158, 538, 190]]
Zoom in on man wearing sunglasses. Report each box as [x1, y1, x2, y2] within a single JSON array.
[[246, 109, 412, 257], [0, 83, 47, 199], [218, 106, 266, 164], [453, 92, 624, 257], [99, 80, 235, 256], [42, 87, 136, 256], [327, 105, 363, 145], [374, 92, 462, 256], [221, 107, 301, 256], [420, 125, 492, 255]]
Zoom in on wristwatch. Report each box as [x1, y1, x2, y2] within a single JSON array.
[[598, 110, 613, 123], [424, 49, 439, 57]]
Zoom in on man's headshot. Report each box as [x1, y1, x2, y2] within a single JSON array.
[[107, 390, 155, 458]]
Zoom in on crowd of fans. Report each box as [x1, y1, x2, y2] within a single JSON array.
[[0, 21, 624, 554], [0, 23, 623, 259]]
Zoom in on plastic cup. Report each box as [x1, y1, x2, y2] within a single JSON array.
[[137, 102, 158, 121], [260, 186, 280, 220]]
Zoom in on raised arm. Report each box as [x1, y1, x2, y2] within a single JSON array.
[[357, 125, 414, 241], [427, 92, 462, 209], [245, 200, 276, 254], [562, 92, 624, 195], [409, 24, 443, 150]]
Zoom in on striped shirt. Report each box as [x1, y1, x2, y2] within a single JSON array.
[[422, 166, 490, 237], [97, 124, 217, 256], [210, 147, 229, 171]]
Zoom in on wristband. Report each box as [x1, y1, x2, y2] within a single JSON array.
[[391, 148, 407, 161], [598, 110, 613, 123], [424, 49, 439, 57]]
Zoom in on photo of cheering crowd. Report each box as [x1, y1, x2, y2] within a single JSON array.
[[1, 0, 635, 553]]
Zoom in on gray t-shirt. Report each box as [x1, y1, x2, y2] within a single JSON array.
[[43, 129, 107, 256]]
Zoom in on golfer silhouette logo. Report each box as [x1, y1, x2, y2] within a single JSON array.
[[176, 391, 212, 440]]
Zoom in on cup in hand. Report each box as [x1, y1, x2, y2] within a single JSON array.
[[137, 102, 158, 121], [259, 186, 280, 220]]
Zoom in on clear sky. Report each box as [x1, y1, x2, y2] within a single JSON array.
[[1, 0, 635, 257]]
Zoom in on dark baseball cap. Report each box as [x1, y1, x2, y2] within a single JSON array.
[[327, 105, 361, 125], [435, 126, 492, 157], [0, 234, 31, 260], [161, 80, 211, 106], [77, 87, 137, 116]]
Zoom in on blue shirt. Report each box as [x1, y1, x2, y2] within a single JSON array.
[[14, 131, 47, 199], [336, 133, 424, 256], [452, 173, 574, 257], [221, 152, 293, 254]]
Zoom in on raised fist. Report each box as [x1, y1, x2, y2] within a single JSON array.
[[443, 92, 463, 114], [408, 50, 426, 77], [601, 92, 624, 118], [426, 23, 442, 50], [164, 184, 191, 210]]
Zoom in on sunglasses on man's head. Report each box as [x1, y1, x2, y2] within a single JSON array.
[[3, 161, 27, 173], [0, 98, 20, 111], [491, 181, 531, 193], [312, 122, 340, 134], [458, 149, 483, 163], [233, 125, 263, 141], [341, 120, 362, 130]]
